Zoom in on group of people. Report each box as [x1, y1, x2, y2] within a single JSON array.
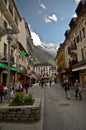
[[39, 79, 52, 87], [0, 82, 9, 103], [63, 79, 82, 100], [0, 80, 30, 103]]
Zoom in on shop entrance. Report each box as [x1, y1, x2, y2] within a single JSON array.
[[2, 73, 7, 85]]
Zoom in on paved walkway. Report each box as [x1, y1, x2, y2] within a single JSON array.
[[0, 83, 86, 130]]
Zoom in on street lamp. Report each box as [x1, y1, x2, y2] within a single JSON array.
[[6, 29, 15, 102]]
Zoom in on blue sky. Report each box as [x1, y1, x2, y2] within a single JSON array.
[[14, 0, 81, 47]]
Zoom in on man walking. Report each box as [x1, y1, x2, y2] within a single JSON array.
[[24, 81, 29, 94], [64, 79, 71, 100]]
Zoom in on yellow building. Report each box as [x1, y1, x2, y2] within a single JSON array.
[[55, 43, 66, 83]]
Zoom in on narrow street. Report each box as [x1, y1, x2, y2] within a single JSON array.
[[0, 83, 86, 130], [43, 84, 86, 130]]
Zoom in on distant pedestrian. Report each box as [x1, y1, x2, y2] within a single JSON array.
[[49, 79, 52, 87], [0, 82, 3, 103], [62, 79, 66, 89], [3, 84, 9, 102], [19, 83, 23, 92], [24, 81, 29, 94], [10, 83, 14, 98], [14, 80, 20, 92], [64, 79, 71, 100], [74, 79, 82, 100]]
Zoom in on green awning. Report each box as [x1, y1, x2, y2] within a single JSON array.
[[0, 62, 19, 72]]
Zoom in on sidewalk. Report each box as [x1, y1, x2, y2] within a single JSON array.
[[0, 84, 45, 130]]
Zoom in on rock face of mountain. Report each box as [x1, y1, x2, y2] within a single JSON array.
[[33, 45, 57, 65]]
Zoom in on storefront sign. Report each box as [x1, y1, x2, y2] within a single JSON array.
[[0, 62, 18, 72], [20, 51, 26, 57]]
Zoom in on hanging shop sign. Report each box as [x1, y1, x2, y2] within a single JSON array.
[[20, 51, 26, 57]]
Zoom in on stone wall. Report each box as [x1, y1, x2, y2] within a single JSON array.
[[0, 98, 41, 121]]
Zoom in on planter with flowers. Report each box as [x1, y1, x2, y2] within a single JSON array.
[[0, 92, 41, 121]]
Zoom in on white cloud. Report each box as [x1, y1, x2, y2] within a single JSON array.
[[28, 24, 42, 46], [72, 13, 77, 18], [49, 14, 58, 22], [28, 24, 58, 51], [45, 17, 52, 23], [74, 0, 81, 4], [31, 31, 42, 46], [44, 14, 58, 23], [40, 3, 47, 9]]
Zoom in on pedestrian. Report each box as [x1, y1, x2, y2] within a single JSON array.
[[10, 83, 14, 98], [3, 84, 9, 102], [62, 79, 66, 89], [64, 79, 71, 100], [19, 83, 23, 92], [74, 79, 82, 100], [49, 79, 52, 87], [24, 81, 29, 94], [14, 80, 20, 92], [0, 82, 3, 103]]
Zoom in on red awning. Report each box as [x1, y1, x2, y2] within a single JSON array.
[[72, 64, 86, 71]]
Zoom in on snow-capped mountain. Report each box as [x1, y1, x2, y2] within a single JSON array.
[[33, 43, 58, 65], [39, 43, 58, 57]]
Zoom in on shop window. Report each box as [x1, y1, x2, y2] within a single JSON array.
[[85, 21, 86, 25], [83, 47, 86, 60], [82, 27, 85, 39], [4, 43, 7, 56], [76, 35, 80, 43], [79, 31, 82, 41], [11, 49, 13, 56], [4, 21, 7, 29]]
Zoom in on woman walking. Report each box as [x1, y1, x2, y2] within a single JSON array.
[[74, 79, 82, 100]]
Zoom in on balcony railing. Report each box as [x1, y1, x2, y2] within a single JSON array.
[[69, 59, 78, 67], [0, 53, 14, 64], [0, 0, 19, 33], [68, 43, 77, 55]]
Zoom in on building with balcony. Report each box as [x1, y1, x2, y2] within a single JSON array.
[[55, 0, 86, 87], [17, 18, 36, 86], [0, 0, 21, 85], [34, 62, 52, 81]]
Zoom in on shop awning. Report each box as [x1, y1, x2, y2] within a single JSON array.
[[0, 62, 19, 72], [32, 74, 37, 79], [72, 64, 86, 72]]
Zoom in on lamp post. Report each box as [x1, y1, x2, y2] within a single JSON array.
[[6, 29, 15, 102]]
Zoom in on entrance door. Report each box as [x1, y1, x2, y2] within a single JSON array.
[[2, 73, 7, 85]]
